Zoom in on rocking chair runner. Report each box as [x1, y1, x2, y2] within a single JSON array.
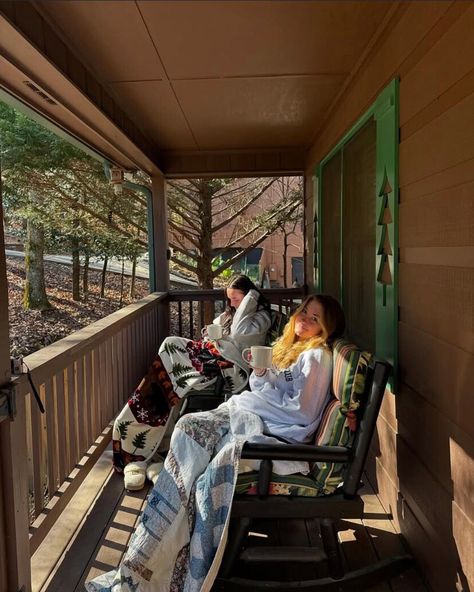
[[214, 341, 414, 591]]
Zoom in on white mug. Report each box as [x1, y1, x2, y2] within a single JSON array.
[[241, 346, 273, 369], [206, 324, 223, 340]]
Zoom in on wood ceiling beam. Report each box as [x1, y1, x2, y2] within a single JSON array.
[[160, 149, 306, 178]]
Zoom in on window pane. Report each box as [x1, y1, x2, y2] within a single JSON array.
[[342, 117, 376, 351], [320, 151, 342, 301]]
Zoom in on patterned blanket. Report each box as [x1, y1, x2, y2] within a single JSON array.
[[86, 404, 264, 592]]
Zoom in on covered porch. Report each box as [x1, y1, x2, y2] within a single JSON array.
[[0, 2, 472, 591]]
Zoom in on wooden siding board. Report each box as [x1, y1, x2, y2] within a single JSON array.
[[371, 415, 399, 492], [401, 157, 474, 203], [399, 323, 473, 437], [452, 501, 474, 590], [399, 181, 474, 248], [397, 485, 459, 592], [399, 246, 474, 268], [399, 264, 474, 353], [378, 389, 397, 432], [399, 91, 474, 188], [397, 384, 474, 521], [397, 437, 457, 554], [399, 4, 474, 127], [450, 437, 474, 525], [401, 67, 474, 141]]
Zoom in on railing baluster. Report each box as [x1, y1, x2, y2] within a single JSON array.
[[44, 379, 59, 499], [84, 352, 93, 447], [122, 326, 130, 397], [54, 372, 67, 483], [98, 343, 107, 430], [29, 386, 43, 519], [189, 300, 194, 340], [91, 349, 100, 441], [66, 364, 78, 468], [116, 332, 124, 413], [76, 358, 86, 456]]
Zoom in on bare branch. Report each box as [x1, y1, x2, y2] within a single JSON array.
[[167, 180, 201, 207], [212, 177, 278, 233]]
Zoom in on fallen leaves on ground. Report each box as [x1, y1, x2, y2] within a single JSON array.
[[8, 257, 149, 358]]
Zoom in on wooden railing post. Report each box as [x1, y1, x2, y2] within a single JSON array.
[[0, 196, 31, 590], [0, 392, 32, 592]]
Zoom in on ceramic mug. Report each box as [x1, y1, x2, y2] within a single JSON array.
[[241, 345, 273, 369], [206, 324, 223, 339]]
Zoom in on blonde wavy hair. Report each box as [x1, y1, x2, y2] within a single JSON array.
[[272, 294, 345, 369]]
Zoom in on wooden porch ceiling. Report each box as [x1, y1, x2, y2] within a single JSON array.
[[0, 1, 394, 176]]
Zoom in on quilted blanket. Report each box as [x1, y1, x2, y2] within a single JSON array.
[[85, 404, 264, 592]]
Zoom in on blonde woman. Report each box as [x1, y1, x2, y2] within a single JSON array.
[[229, 293, 345, 444], [87, 295, 345, 592]]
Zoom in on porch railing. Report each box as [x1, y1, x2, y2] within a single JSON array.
[[11, 292, 167, 557], [168, 287, 304, 340]]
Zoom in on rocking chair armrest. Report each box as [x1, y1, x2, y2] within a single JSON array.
[[241, 443, 351, 463]]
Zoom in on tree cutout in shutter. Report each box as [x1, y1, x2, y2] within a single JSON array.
[[377, 169, 393, 306]]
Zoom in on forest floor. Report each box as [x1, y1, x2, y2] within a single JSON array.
[[7, 256, 150, 358]]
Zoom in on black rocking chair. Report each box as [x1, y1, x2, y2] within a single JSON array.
[[214, 355, 414, 591]]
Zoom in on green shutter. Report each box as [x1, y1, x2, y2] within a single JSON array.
[[314, 79, 399, 390]]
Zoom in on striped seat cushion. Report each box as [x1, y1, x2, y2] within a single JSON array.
[[236, 340, 372, 497], [310, 340, 372, 494]]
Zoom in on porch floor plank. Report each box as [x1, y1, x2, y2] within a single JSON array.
[[33, 449, 428, 592], [31, 450, 114, 592], [76, 479, 150, 591]]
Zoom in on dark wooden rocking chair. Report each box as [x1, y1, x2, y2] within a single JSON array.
[[214, 341, 414, 591]]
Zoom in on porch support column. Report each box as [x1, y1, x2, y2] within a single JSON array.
[[151, 173, 170, 340], [0, 198, 32, 591]]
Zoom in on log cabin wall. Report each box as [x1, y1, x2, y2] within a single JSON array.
[[305, 3, 474, 591]]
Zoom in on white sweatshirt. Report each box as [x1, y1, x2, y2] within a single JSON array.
[[229, 347, 333, 443]]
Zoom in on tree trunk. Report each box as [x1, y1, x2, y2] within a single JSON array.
[[23, 218, 51, 310], [282, 231, 289, 288], [83, 252, 90, 299], [197, 180, 215, 326], [119, 258, 125, 306], [100, 256, 108, 298], [129, 256, 137, 299], [71, 236, 80, 301]]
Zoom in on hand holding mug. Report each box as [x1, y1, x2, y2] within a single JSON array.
[[241, 345, 273, 369], [206, 324, 223, 340]]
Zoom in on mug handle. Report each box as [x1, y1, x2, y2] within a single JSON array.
[[241, 348, 251, 364]]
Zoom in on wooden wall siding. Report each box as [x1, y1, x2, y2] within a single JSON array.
[[306, 3, 474, 590], [10, 293, 165, 557]]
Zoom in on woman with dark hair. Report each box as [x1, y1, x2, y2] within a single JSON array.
[[112, 274, 271, 488], [88, 294, 345, 592], [217, 274, 271, 335]]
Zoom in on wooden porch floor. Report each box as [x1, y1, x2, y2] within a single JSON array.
[[31, 448, 428, 592]]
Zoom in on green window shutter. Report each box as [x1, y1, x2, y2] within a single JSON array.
[[314, 79, 399, 390]]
